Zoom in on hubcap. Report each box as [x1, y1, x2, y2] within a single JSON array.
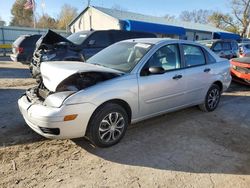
[[98, 112, 125, 143], [208, 88, 220, 109]]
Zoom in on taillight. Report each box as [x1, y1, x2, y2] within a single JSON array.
[[16, 47, 24, 53], [240, 54, 245, 58]]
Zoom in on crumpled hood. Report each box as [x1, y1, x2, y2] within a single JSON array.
[[41, 61, 123, 92], [36, 29, 73, 49]]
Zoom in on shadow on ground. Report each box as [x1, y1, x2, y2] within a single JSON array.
[[0, 88, 43, 147], [227, 81, 250, 92], [74, 84, 250, 175]]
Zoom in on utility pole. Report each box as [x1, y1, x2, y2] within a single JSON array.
[[32, 0, 36, 28], [41, 0, 45, 29], [87, 0, 91, 7]]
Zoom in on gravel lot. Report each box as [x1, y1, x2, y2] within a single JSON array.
[[0, 60, 250, 188]]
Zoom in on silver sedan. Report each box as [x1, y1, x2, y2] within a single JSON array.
[[18, 38, 231, 147]]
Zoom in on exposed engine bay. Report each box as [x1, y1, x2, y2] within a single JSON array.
[[26, 72, 119, 103], [30, 30, 84, 81]]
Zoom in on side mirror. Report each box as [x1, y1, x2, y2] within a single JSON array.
[[88, 40, 95, 46], [148, 66, 165, 74]]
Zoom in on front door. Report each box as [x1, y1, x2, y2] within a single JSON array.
[[138, 44, 186, 118]]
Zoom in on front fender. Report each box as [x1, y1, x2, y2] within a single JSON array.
[[64, 77, 139, 119]]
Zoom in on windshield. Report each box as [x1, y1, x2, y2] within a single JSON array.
[[87, 42, 153, 73], [67, 31, 90, 45]]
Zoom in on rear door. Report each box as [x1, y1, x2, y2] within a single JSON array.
[[138, 43, 187, 117], [181, 44, 212, 105]]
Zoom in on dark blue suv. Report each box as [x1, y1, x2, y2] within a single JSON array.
[[31, 29, 156, 79]]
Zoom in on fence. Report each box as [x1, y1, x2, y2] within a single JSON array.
[[0, 26, 70, 56]]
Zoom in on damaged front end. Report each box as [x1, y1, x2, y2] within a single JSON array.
[[30, 30, 84, 80], [27, 61, 122, 108]]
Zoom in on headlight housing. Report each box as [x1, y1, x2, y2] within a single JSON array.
[[44, 91, 75, 107]]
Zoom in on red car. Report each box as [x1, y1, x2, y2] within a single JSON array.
[[230, 57, 250, 85]]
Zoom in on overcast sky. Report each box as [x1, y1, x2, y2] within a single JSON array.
[[0, 0, 231, 25]]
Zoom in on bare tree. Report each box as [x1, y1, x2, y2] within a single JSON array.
[[208, 12, 239, 33], [179, 9, 212, 24], [37, 14, 57, 29], [231, 0, 250, 36], [57, 4, 78, 30], [10, 0, 33, 27], [207, 0, 250, 37], [164, 14, 176, 22]]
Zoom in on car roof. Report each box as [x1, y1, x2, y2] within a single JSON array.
[[121, 38, 202, 46], [198, 39, 236, 43]]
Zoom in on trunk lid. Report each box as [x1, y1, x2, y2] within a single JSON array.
[[41, 61, 123, 92]]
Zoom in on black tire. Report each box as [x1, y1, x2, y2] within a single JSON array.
[[87, 103, 128, 147], [199, 84, 221, 112]]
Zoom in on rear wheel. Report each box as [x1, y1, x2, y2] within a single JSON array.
[[87, 103, 128, 147], [199, 84, 221, 112]]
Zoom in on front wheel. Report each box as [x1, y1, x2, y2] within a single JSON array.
[[199, 84, 221, 112], [87, 103, 128, 147]]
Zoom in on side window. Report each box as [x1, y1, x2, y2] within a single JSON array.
[[213, 42, 222, 51], [223, 42, 231, 50], [87, 32, 111, 47], [111, 32, 132, 43], [204, 49, 216, 64], [145, 44, 181, 71], [183, 44, 206, 67], [245, 44, 250, 49]]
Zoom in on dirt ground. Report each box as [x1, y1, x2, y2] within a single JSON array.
[[0, 60, 250, 188]]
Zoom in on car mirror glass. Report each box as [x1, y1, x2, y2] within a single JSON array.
[[148, 66, 165, 75]]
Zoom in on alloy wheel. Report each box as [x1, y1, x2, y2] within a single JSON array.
[[98, 112, 125, 143], [207, 88, 220, 109]]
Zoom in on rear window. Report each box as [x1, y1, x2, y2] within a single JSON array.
[[223, 42, 231, 50], [13, 36, 27, 46], [21, 35, 41, 47]]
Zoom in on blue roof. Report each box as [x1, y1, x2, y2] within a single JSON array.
[[69, 6, 240, 39], [123, 20, 186, 36], [213, 32, 240, 40], [93, 6, 227, 33]]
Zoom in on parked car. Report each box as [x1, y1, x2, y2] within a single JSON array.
[[30, 29, 156, 80], [238, 43, 250, 57], [230, 57, 250, 85], [197, 39, 239, 59], [18, 38, 231, 147], [10, 34, 42, 64], [237, 38, 250, 43]]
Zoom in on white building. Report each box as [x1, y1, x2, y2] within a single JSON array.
[[69, 6, 240, 41]]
